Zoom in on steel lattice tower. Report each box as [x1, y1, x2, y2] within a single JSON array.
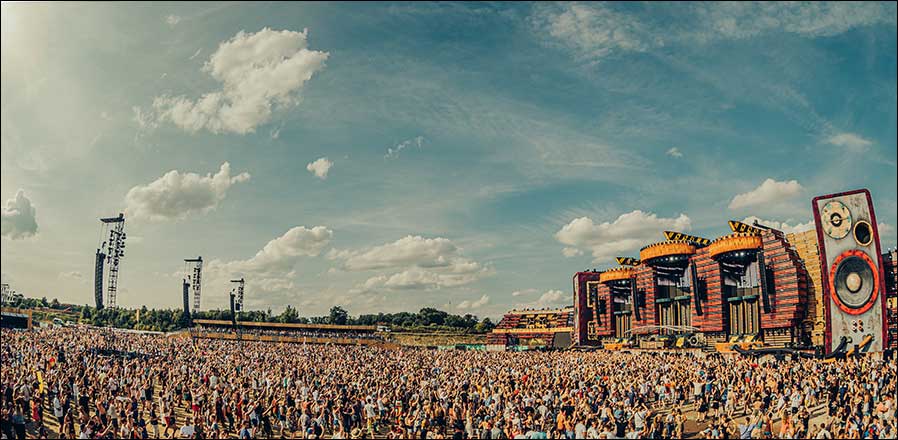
[[185, 257, 203, 311], [95, 214, 126, 309]]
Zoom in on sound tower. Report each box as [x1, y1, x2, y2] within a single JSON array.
[[182, 280, 191, 318], [94, 250, 106, 309], [812, 189, 886, 354]]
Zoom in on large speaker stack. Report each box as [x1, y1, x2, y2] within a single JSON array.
[[812, 189, 887, 354]]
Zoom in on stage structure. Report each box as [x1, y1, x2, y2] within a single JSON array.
[[572, 271, 601, 346], [599, 267, 638, 340], [884, 249, 897, 349], [639, 238, 703, 337], [568, 188, 889, 353], [94, 214, 126, 309], [0, 283, 13, 305], [230, 278, 245, 311], [184, 257, 203, 312], [487, 308, 574, 349]]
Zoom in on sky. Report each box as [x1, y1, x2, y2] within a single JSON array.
[[1, 2, 896, 319]]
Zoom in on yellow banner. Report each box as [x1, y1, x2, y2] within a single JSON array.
[[728, 220, 760, 235], [663, 231, 710, 246], [615, 257, 641, 266]]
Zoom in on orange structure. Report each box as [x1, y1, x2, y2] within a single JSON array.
[[487, 308, 574, 348]]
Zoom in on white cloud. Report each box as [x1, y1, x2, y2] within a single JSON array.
[[206, 225, 333, 297], [124, 162, 250, 221], [825, 132, 873, 152], [729, 178, 803, 210], [511, 288, 537, 297], [306, 157, 333, 180], [741, 216, 814, 235], [533, 2, 896, 61], [333, 235, 459, 271], [143, 28, 329, 134], [556, 210, 691, 263], [385, 136, 425, 159], [457, 294, 490, 310], [515, 289, 568, 309], [531, 3, 652, 61], [666, 147, 683, 158], [332, 235, 491, 292], [1, 190, 38, 240], [132, 106, 158, 130], [562, 247, 583, 257], [165, 15, 181, 27]]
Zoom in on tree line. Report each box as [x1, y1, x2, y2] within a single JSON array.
[[5, 296, 495, 333]]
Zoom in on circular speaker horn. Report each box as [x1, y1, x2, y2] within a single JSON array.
[[853, 220, 873, 247], [829, 250, 879, 315]]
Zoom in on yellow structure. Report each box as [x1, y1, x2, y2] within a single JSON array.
[[787, 230, 825, 346]]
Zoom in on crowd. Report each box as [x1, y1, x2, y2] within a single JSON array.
[[191, 326, 384, 341], [1, 326, 895, 439]]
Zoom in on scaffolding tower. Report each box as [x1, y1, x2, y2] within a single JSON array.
[[185, 257, 203, 311], [95, 214, 126, 309], [230, 278, 245, 311]]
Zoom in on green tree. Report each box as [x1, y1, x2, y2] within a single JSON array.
[[474, 317, 494, 333], [328, 306, 348, 325], [277, 305, 300, 323]]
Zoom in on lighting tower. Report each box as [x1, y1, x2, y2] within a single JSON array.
[[184, 257, 203, 311], [230, 278, 245, 311], [1, 283, 12, 305], [95, 213, 126, 309]]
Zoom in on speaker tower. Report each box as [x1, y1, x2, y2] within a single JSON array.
[[812, 189, 886, 354]]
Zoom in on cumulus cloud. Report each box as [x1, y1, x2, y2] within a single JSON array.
[[515, 289, 568, 309], [511, 288, 537, 297], [562, 247, 584, 257], [1, 190, 38, 240], [729, 178, 802, 210], [124, 162, 250, 222], [206, 225, 333, 298], [457, 294, 490, 310], [741, 216, 814, 235], [533, 2, 896, 61], [556, 210, 691, 263], [666, 147, 683, 158], [825, 132, 873, 152], [306, 157, 333, 179], [385, 136, 424, 159], [333, 236, 459, 271], [332, 235, 491, 292], [140, 28, 328, 134]]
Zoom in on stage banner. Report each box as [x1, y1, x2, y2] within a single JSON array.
[[615, 257, 641, 266], [663, 231, 710, 246], [728, 220, 761, 235]]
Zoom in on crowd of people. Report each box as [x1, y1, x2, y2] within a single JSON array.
[[191, 326, 385, 341], [1, 326, 895, 439]]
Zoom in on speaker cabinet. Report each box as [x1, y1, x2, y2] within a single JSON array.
[[813, 189, 886, 354]]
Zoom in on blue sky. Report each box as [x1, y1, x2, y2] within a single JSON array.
[[2, 2, 896, 318]]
